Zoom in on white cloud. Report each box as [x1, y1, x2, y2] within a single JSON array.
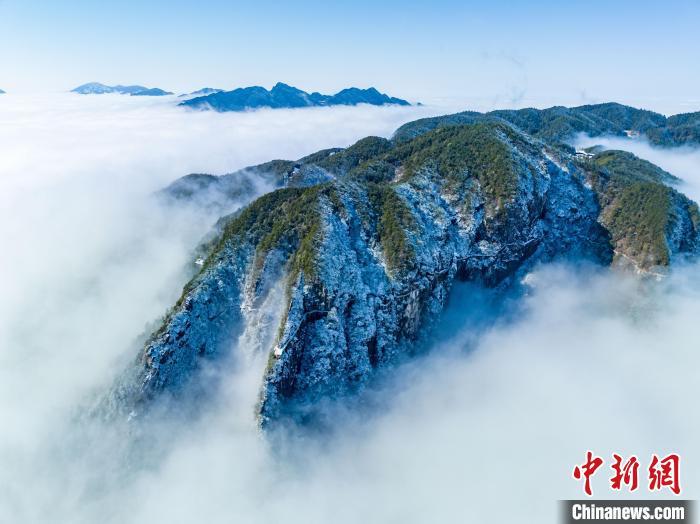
[[1, 96, 698, 523], [0, 94, 436, 516], [14, 263, 696, 524]]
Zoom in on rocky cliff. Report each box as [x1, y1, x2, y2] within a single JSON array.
[[109, 104, 700, 428]]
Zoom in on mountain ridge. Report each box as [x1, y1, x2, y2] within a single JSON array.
[[106, 102, 700, 430], [394, 102, 700, 147], [179, 82, 411, 111], [71, 82, 173, 96], [178, 87, 223, 99]]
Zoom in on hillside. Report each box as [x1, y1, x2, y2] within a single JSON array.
[[106, 104, 700, 429], [394, 102, 700, 147]]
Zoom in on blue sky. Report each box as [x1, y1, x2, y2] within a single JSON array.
[[1, 0, 699, 112]]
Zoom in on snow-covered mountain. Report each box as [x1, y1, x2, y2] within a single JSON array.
[[105, 103, 700, 429]]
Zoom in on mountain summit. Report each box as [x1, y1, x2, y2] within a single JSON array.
[[179, 82, 411, 111], [106, 102, 700, 430]]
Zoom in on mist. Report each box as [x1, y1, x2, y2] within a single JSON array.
[[0, 94, 437, 521], [1, 96, 699, 523]]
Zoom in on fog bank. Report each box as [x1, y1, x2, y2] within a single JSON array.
[[1, 96, 698, 523], [0, 94, 437, 521]]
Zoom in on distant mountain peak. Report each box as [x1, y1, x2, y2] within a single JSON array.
[[71, 82, 116, 94], [130, 87, 174, 97], [71, 82, 172, 96], [271, 82, 304, 93], [0, 88, 5, 94], [180, 83, 410, 112], [178, 87, 223, 98]]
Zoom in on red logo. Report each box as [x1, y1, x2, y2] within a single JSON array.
[[573, 452, 681, 496], [610, 454, 639, 492], [573, 451, 604, 496], [649, 454, 681, 495]]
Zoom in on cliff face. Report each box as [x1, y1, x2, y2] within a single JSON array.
[[111, 111, 700, 428], [259, 127, 612, 426]]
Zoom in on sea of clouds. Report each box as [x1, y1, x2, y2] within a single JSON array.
[[0, 94, 698, 523]]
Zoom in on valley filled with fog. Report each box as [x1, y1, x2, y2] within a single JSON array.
[[1, 94, 698, 523]]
